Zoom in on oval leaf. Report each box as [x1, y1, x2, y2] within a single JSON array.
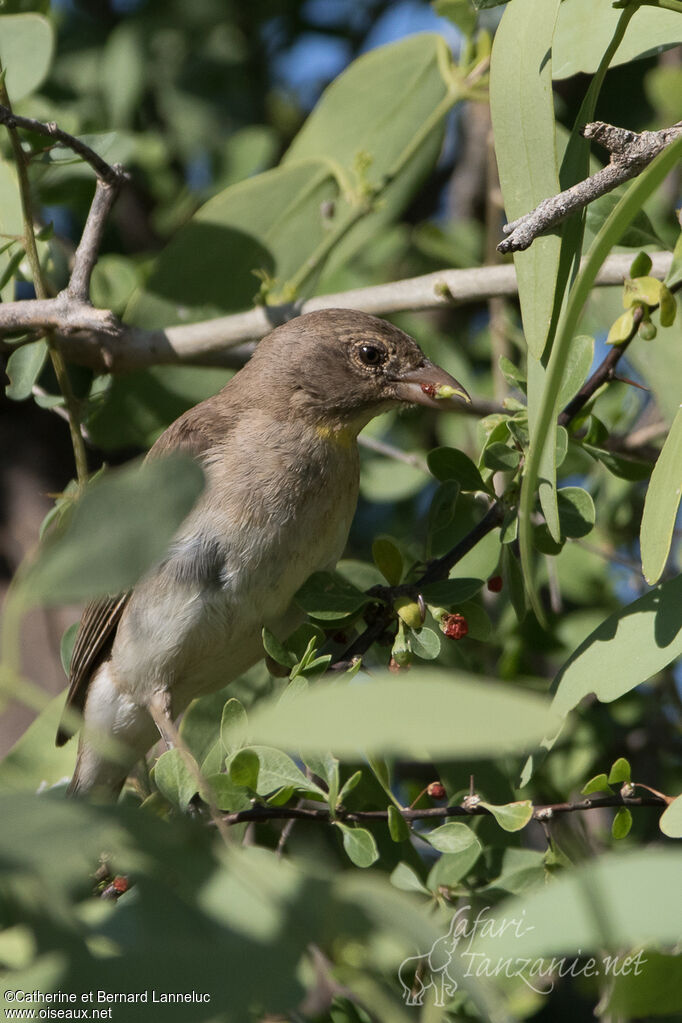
[[337, 823, 379, 868]]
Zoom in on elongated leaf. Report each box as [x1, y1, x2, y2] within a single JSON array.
[[640, 406, 682, 584], [490, 0, 562, 358], [472, 849, 682, 961], [20, 455, 205, 607], [519, 133, 682, 617], [246, 671, 556, 759], [553, 0, 682, 79], [553, 574, 682, 715]]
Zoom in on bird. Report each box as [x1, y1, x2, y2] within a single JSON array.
[[57, 308, 470, 797]]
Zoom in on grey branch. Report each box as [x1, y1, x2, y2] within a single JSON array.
[[498, 120, 682, 254], [0, 104, 128, 187], [0, 251, 672, 373]]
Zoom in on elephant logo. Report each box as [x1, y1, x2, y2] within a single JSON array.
[[398, 913, 462, 1007]]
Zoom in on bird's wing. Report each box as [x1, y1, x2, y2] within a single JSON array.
[[56, 410, 223, 747], [56, 593, 130, 746]]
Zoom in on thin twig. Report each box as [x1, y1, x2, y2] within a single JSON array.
[[0, 104, 127, 187], [68, 178, 123, 301], [499, 120, 682, 253], [218, 792, 666, 828]]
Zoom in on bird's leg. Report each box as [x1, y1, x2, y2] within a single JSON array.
[[148, 689, 179, 751]]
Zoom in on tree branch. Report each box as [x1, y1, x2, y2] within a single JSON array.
[[498, 120, 682, 254], [219, 791, 667, 827], [0, 104, 128, 188], [0, 252, 672, 372]]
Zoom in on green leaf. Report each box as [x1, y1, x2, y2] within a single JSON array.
[[226, 746, 325, 799], [359, 457, 427, 502], [427, 480, 460, 534], [421, 577, 484, 607], [602, 952, 682, 1017], [581, 773, 611, 796], [205, 774, 252, 813], [471, 848, 682, 958], [20, 455, 205, 607], [387, 805, 410, 843], [0, 692, 75, 793], [503, 545, 526, 623], [390, 862, 428, 893], [427, 447, 487, 491], [409, 626, 441, 661], [424, 821, 479, 854], [607, 308, 636, 345], [612, 806, 632, 840], [483, 443, 521, 473], [608, 757, 631, 785], [372, 537, 403, 586], [659, 795, 682, 838], [337, 769, 362, 804], [126, 160, 341, 327], [0, 14, 54, 101], [658, 284, 677, 328], [553, 0, 682, 78], [261, 627, 296, 669], [630, 251, 653, 278], [480, 800, 533, 832], [283, 34, 453, 278], [640, 406, 682, 584], [433, 0, 477, 36], [100, 22, 145, 128], [220, 699, 248, 756], [5, 341, 47, 401], [583, 444, 652, 482], [557, 486, 596, 539], [538, 575, 682, 758], [427, 843, 482, 890], [246, 671, 557, 759], [295, 571, 371, 621], [336, 823, 379, 868], [59, 623, 78, 676], [153, 748, 198, 810], [490, 0, 562, 357], [624, 275, 664, 308]]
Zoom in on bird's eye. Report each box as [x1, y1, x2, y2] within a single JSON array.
[[357, 343, 386, 367]]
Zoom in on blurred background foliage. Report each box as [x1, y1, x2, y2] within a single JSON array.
[[0, 1, 681, 1020]]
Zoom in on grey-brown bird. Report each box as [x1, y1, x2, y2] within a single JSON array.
[[58, 309, 470, 797]]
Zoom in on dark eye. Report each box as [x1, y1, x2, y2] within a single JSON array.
[[358, 343, 386, 367]]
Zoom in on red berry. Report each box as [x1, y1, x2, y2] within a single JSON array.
[[427, 781, 446, 799], [487, 575, 503, 593], [112, 876, 129, 893], [420, 382, 437, 398], [441, 613, 468, 640]]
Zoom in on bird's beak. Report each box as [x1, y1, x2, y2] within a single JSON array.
[[392, 359, 471, 410]]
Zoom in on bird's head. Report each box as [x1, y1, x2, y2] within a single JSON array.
[[247, 308, 470, 434]]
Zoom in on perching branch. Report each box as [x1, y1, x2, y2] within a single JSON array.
[[219, 791, 667, 828], [0, 252, 672, 372], [498, 120, 682, 254]]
